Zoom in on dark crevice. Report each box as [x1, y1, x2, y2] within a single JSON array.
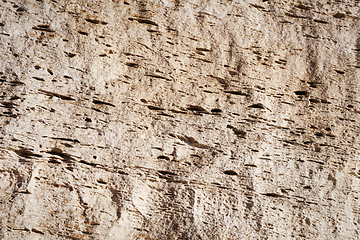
[[65, 52, 76, 58], [93, 100, 115, 107], [48, 158, 61, 164], [14, 148, 42, 158], [223, 170, 238, 175], [1, 101, 17, 108], [78, 31, 89, 36], [211, 108, 222, 113], [125, 62, 139, 68], [248, 103, 265, 109], [170, 134, 210, 149], [187, 105, 207, 113], [33, 77, 45, 81], [91, 108, 109, 114], [262, 193, 284, 198], [158, 112, 174, 117], [9, 81, 25, 85], [147, 106, 164, 111], [309, 98, 320, 103], [79, 160, 98, 167], [128, 18, 158, 26], [314, 19, 328, 24], [196, 47, 212, 52], [157, 156, 170, 160], [52, 138, 80, 143], [85, 19, 108, 25], [31, 229, 44, 234], [227, 125, 246, 137], [296, 4, 312, 10], [158, 170, 176, 176], [39, 89, 75, 101], [145, 74, 171, 81], [244, 164, 257, 167], [224, 91, 249, 96], [333, 12, 345, 19], [32, 25, 54, 32], [295, 91, 309, 96], [46, 148, 73, 162], [97, 180, 107, 184]]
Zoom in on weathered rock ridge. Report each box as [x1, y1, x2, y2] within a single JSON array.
[[0, 0, 359, 239]]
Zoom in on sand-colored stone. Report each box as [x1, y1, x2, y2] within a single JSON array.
[[0, 0, 359, 239]]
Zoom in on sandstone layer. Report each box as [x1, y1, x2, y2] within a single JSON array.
[[0, 0, 360, 239]]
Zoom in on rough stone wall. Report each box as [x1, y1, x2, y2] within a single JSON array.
[[0, 0, 359, 239]]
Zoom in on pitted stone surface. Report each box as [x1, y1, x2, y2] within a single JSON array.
[[0, 0, 359, 239]]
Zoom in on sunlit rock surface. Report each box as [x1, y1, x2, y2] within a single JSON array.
[[0, 0, 359, 239]]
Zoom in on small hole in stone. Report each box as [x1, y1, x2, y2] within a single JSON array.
[[335, 70, 345, 74], [294, 91, 308, 96], [224, 170, 238, 175], [157, 156, 170, 160], [97, 179, 106, 184], [248, 103, 265, 109]]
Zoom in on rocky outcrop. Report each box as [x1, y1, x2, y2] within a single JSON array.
[[0, 0, 359, 239]]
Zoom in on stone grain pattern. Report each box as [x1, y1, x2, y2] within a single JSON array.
[[0, 0, 360, 239]]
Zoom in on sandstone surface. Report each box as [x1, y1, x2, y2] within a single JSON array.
[[0, 0, 360, 239]]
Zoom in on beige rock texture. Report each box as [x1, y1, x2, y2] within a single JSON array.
[[0, 0, 360, 239]]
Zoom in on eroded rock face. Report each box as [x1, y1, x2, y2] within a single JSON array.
[[0, 0, 359, 239]]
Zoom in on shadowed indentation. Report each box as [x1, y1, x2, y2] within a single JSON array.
[[52, 138, 80, 143], [248, 103, 265, 109], [93, 100, 115, 107], [147, 106, 164, 110], [187, 105, 207, 113], [47, 148, 73, 162], [85, 19, 107, 25], [262, 193, 284, 198], [32, 25, 54, 32], [224, 170, 238, 175], [170, 134, 210, 149], [294, 91, 309, 96], [14, 148, 42, 158], [227, 125, 246, 137], [128, 18, 158, 26], [224, 91, 248, 96], [39, 89, 75, 101]]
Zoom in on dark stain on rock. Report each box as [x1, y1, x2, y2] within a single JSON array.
[[109, 189, 123, 220], [328, 174, 337, 187]]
